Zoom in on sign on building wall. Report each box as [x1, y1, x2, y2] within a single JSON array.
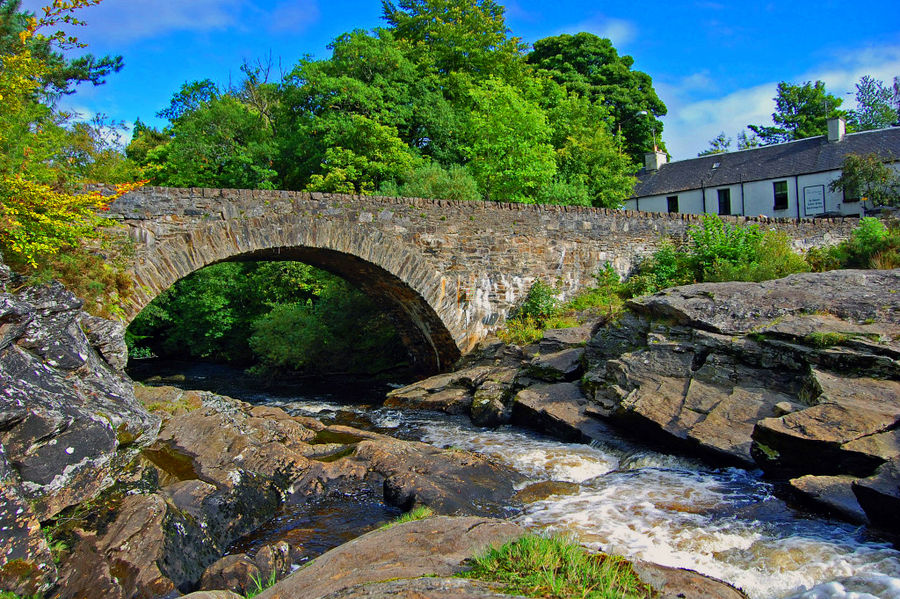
[[803, 185, 825, 216]]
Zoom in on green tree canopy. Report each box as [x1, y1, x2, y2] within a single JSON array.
[[847, 75, 897, 131], [526, 32, 666, 162], [749, 80, 845, 144], [382, 0, 526, 79], [0, 0, 123, 97]]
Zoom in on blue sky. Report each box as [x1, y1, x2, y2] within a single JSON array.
[[21, 0, 900, 160]]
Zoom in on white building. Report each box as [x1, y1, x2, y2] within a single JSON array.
[[626, 118, 900, 218]]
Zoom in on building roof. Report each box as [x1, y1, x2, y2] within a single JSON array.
[[633, 126, 900, 198]]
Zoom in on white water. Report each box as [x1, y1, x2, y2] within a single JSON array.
[[276, 398, 900, 599]]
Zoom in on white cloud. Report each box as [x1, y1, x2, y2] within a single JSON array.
[[659, 44, 900, 160], [19, 0, 321, 43], [556, 16, 637, 46]]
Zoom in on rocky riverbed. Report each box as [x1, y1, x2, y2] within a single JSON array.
[[391, 269, 900, 530], [2, 259, 898, 598]]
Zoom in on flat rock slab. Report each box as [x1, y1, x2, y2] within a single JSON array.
[[319, 577, 526, 599], [789, 474, 868, 523], [628, 270, 900, 335], [257, 517, 524, 599], [512, 382, 610, 443]]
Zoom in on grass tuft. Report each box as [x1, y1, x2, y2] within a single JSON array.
[[462, 534, 653, 599], [380, 505, 435, 530]]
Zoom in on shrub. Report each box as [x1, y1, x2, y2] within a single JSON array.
[[806, 217, 900, 270], [381, 163, 482, 203], [705, 231, 809, 282], [497, 315, 544, 346], [624, 215, 809, 296], [517, 280, 561, 324]]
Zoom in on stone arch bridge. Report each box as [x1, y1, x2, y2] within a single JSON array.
[[108, 186, 856, 374]]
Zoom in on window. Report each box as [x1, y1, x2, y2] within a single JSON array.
[[843, 187, 860, 203], [717, 189, 731, 215], [773, 181, 788, 210], [667, 195, 679, 213]]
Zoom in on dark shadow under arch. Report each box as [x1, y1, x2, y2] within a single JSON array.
[[196, 246, 460, 376]]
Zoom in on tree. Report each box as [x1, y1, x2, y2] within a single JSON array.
[[0, 0, 122, 97], [847, 75, 896, 131], [828, 153, 900, 207], [461, 78, 556, 201], [526, 32, 666, 162], [749, 80, 844, 144], [699, 132, 731, 156], [736, 130, 761, 150], [381, 0, 526, 79], [0, 0, 137, 267]]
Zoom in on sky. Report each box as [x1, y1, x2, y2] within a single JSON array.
[[19, 0, 900, 161]]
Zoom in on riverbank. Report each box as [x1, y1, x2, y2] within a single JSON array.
[[2, 261, 899, 598]]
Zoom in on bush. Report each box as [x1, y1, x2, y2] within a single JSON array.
[[517, 280, 561, 324], [623, 215, 809, 296], [807, 217, 900, 270], [381, 163, 482, 203], [705, 231, 809, 282]]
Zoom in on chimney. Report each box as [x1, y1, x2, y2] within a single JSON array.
[[827, 117, 846, 143], [644, 150, 668, 171]]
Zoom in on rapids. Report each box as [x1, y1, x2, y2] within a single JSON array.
[[271, 395, 900, 599]]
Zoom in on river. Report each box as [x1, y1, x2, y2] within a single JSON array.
[[132, 363, 900, 599]]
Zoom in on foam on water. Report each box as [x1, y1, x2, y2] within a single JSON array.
[[517, 467, 900, 599]]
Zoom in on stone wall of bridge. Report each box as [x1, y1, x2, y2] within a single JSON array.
[[107, 186, 858, 373]]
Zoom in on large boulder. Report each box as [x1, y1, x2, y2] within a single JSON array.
[[256, 517, 525, 599], [580, 269, 900, 526], [0, 283, 160, 521], [0, 282, 160, 594], [290, 430, 526, 517]]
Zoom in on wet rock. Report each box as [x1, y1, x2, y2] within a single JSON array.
[[319, 577, 525, 599], [384, 387, 473, 415], [0, 445, 56, 596], [630, 560, 749, 599], [512, 480, 581, 503], [852, 457, 900, 532], [470, 380, 514, 427], [525, 347, 584, 382], [355, 437, 525, 515], [256, 517, 524, 599], [183, 592, 245, 599], [199, 554, 262, 596], [788, 475, 868, 523], [752, 370, 900, 478], [512, 383, 610, 443], [139, 386, 315, 488], [0, 283, 160, 521]]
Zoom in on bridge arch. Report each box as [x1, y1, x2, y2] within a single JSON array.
[[123, 214, 464, 374]]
